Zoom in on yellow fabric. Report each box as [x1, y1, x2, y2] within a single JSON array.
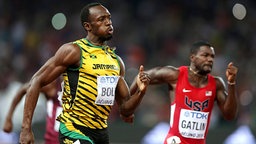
[[57, 38, 120, 129]]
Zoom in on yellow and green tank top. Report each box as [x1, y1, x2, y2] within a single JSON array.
[[57, 38, 120, 129]]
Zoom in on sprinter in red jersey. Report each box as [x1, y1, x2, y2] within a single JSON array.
[[3, 79, 62, 144], [131, 41, 238, 144]]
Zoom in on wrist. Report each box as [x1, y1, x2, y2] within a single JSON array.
[[120, 114, 134, 123], [227, 81, 236, 85], [138, 89, 146, 95], [6, 116, 12, 121], [21, 122, 32, 129]]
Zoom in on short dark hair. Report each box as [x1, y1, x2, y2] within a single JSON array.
[[190, 40, 211, 55], [80, 2, 102, 26]]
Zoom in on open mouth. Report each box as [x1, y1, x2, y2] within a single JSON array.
[[204, 63, 213, 68], [204, 65, 213, 72], [107, 27, 113, 34]]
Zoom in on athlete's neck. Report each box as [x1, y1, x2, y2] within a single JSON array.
[[189, 67, 207, 78], [189, 67, 208, 87], [86, 37, 105, 46]]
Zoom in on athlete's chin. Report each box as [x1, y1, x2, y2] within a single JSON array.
[[203, 66, 212, 73], [106, 35, 113, 40], [204, 69, 212, 74], [200, 69, 211, 75], [100, 35, 113, 41]]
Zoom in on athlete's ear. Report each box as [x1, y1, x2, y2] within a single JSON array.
[[190, 54, 195, 61], [84, 22, 91, 31]]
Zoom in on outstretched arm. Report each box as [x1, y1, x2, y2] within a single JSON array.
[[4, 79, 58, 133], [130, 66, 178, 95], [19, 43, 80, 144], [3, 83, 29, 133], [216, 62, 238, 120]]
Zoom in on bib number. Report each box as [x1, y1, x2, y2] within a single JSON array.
[[178, 109, 208, 139], [95, 76, 119, 105]]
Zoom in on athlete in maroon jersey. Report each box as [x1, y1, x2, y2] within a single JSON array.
[[44, 80, 62, 144], [3, 79, 62, 144], [131, 41, 238, 144]]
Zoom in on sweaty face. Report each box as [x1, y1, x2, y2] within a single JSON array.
[[88, 5, 113, 41], [192, 46, 215, 75]]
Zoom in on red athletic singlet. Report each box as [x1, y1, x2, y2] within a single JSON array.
[[164, 66, 216, 144], [44, 83, 62, 144]]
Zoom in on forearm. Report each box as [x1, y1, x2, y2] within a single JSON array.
[[224, 84, 238, 120], [7, 89, 26, 120], [129, 76, 138, 95], [120, 89, 145, 117], [120, 65, 150, 118], [6, 99, 21, 120], [21, 84, 40, 129]]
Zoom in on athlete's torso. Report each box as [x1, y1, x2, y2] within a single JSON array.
[[165, 66, 216, 144], [57, 38, 120, 129]]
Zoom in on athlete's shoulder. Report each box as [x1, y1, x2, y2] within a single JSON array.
[[72, 38, 88, 44], [213, 76, 223, 82], [59, 42, 80, 52], [177, 65, 188, 71], [54, 42, 81, 66], [115, 54, 122, 62], [213, 76, 225, 88], [115, 54, 125, 76]]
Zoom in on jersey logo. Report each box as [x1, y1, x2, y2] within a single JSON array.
[[182, 88, 191, 93], [205, 91, 212, 96], [92, 64, 118, 70]]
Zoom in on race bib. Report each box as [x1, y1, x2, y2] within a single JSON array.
[[95, 76, 119, 105], [178, 109, 209, 139]]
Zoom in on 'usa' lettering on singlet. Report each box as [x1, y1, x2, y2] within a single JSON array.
[[185, 96, 209, 111]]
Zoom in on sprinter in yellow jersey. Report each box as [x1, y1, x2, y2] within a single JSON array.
[[19, 2, 150, 144]]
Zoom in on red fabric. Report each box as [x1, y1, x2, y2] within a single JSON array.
[[164, 66, 216, 144]]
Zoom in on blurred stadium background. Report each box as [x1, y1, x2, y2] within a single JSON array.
[[0, 0, 255, 143]]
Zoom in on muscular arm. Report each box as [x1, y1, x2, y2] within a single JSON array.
[[130, 66, 179, 95], [216, 62, 238, 120], [20, 43, 80, 143], [115, 57, 149, 122], [3, 80, 58, 133], [215, 77, 238, 120], [3, 83, 29, 133], [146, 66, 179, 84]]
